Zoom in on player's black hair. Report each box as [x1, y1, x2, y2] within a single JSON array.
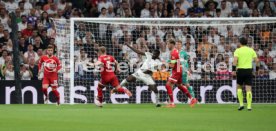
[[153, 49, 160, 55], [239, 37, 248, 45]]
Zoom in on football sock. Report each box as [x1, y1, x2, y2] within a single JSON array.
[[178, 85, 192, 99], [165, 84, 174, 103], [117, 87, 126, 93], [237, 89, 244, 107], [246, 91, 252, 109], [52, 89, 60, 104], [97, 87, 103, 103], [188, 86, 195, 98]]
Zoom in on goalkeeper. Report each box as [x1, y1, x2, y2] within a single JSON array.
[[233, 37, 259, 111], [176, 41, 196, 101]]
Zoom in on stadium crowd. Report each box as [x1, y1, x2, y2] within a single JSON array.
[[0, 0, 275, 81]]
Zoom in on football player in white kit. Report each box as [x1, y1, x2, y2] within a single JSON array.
[[112, 43, 162, 107]]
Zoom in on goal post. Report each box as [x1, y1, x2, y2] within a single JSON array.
[[53, 17, 276, 104]]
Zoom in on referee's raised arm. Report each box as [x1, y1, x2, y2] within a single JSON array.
[[232, 37, 259, 111]]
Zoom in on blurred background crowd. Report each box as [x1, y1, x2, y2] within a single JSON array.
[[0, 0, 275, 81]]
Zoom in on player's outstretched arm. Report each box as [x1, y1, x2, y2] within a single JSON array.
[[126, 43, 145, 55]]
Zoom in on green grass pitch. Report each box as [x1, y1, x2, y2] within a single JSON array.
[[0, 104, 275, 131]]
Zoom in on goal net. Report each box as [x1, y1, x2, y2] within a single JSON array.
[[53, 18, 276, 104]]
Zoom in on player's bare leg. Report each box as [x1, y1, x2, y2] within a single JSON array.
[[113, 85, 133, 97], [111, 75, 135, 96], [165, 81, 175, 108], [42, 84, 49, 104], [148, 85, 161, 107], [51, 87, 60, 106], [95, 82, 105, 108]]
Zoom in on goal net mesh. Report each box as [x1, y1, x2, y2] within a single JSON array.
[[53, 18, 276, 104]]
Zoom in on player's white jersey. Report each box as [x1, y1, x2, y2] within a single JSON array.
[[140, 52, 162, 72]]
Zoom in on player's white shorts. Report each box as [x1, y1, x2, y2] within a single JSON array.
[[131, 69, 155, 85]]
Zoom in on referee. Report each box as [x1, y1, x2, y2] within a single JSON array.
[[233, 37, 259, 111]]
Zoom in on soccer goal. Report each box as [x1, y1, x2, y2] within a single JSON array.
[[53, 18, 276, 104]]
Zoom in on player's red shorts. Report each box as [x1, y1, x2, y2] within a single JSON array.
[[100, 75, 120, 87], [168, 70, 182, 84], [42, 75, 58, 88]]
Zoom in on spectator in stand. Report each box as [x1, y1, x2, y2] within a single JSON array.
[[117, 1, 131, 17], [215, 53, 224, 65], [19, 37, 27, 53], [41, 11, 51, 29], [26, 29, 39, 45], [2, 61, 14, 80], [23, 0, 33, 12], [256, 67, 269, 80], [156, 2, 163, 17], [216, 63, 232, 80], [258, 0, 276, 14], [0, 49, 8, 66], [5, 0, 18, 13], [34, 2, 43, 17], [217, 35, 226, 53], [55, 9, 65, 19], [269, 62, 276, 80], [98, 0, 113, 13], [259, 48, 273, 67], [0, 24, 4, 37], [23, 44, 39, 64], [149, 7, 158, 18], [132, 0, 144, 17], [47, 22, 55, 39], [21, 22, 33, 38], [208, 27, 220, 45], [18, 1, 29, 16], [179, 0, 192, 15], [141, 2, 150, 18], [0, 30, 11, 46], [0, 8, 11, 33], [152, 64, 170, 80], [14, 8, 22, 23], [20, 63, 32, 80], [18, 15, 27, 31], [28, 57, 38, 80], [46, 3, 57, 17], [237, 0, 249, 17], [197, 33, 214, 59], [219, 0, 231, 17], [43, 0, 53, 11], [107, 6, 115, 18], [251, 9, 260, 17], [247, 1, 256, 15], [57, 0, 67, 11], [33, 36, 45, 52], [36, 48, 44, 58]]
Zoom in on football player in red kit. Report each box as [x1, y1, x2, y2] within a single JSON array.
[[38, 45, 62, 105], [92, 46, 132, 107], [165, 40, 197, 108]]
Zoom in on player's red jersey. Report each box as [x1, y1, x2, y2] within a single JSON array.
[[98, 55, 116, 76], [170, 48, 181, 72], [38, 55, 61, 76]]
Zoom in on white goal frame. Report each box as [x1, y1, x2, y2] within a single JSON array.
[[69, 17, 276, 104]]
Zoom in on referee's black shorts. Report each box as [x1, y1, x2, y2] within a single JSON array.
[[236, 69, 253, 86]]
